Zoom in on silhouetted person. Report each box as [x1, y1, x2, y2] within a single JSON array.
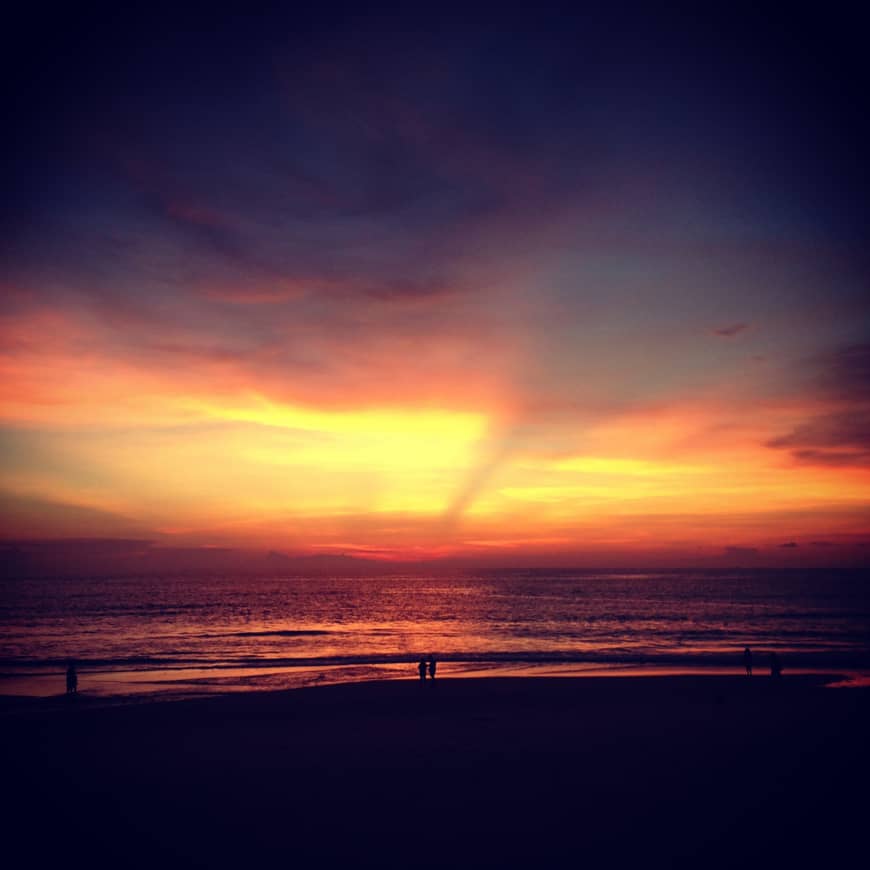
[[418, 658, 427, 683], [427, 654, 437, 682], [743, 646, 753, 677], [66, 661, 77, 694], [770, 652, 782, 679]]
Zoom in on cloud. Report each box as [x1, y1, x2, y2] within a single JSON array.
[[364, 278, 459, 303], [200, 283, 314, 305], [811, 343, 870, 401], [788, 448, 870, 467], [765, 343, 870, 467], [712, 322, 749, 337], [0, 490, 147, 538], [766, 409, 870, 467], [778, 541, 798, 548], [164, 201, 227, 230], [724, 546, 759, 558]]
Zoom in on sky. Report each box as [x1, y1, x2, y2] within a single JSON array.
[[2, 4, 868, 570]]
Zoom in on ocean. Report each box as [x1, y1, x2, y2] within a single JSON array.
[[1, 570, 868, 700]]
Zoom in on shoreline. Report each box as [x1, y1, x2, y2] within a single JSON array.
[[2, 667, 867, 718], [2, 659, 868, 707]]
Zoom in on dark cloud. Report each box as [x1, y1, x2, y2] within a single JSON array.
[[364, 279, 458, 303], [778, 542, 798, 548], [148, 342, 252, 364], [0, 490, 146, 538], [712, 322, 750, 337], [812, 343, 870, 402], [766, 409, 870, 468], [789, 448, 870, 467], [767, 343, 870, 467], [724, 546, 759, 558], [0, 537, 393, 578]]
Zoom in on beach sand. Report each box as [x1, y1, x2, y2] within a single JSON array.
[[3, 675, 867, 868]]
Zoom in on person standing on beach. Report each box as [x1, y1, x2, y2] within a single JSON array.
[[66, 661, 78, 694], [743, 646, 753, 677], [427, 654, 437, 682], [770, 652, 782, 679], [418, 658, 427, 683]]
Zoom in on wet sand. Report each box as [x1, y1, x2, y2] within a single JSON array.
[[3, 675, 867, 868]]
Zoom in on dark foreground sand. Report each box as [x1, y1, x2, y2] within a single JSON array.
[[3, 675, 868, 868]]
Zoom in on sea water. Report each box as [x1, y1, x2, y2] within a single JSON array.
[[1, 570, 868, 699]]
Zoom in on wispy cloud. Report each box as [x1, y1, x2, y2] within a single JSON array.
[[712, 322, 750, 337], [766, 344, 870, 467], [812, 343, 870, 401], [724, 546, 759, 558]]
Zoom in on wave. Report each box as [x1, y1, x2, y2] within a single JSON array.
[[3, 646, 870, 674], [203, 629, 332, 639]]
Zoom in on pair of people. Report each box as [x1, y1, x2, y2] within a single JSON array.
[[417, 655, 437, 683], [743, 647, 782, 678]]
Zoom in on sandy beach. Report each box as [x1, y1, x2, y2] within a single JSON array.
[[3, 674, 867, 868]]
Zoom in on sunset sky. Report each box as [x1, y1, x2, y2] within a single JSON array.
[[2, 5, 868, 569]]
